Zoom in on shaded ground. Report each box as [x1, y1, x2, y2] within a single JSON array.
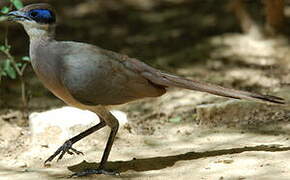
[[1, 0, 290, 179]]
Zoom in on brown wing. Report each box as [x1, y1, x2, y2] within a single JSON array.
[[60, 42, 165, 106]]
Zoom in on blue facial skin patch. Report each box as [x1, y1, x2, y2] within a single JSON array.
[[28, 9, 56, 24]]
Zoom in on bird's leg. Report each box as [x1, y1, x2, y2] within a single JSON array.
[[69, 107, 120, 177], [44, 120, 106, 164]]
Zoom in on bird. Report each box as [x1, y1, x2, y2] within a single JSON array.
[[6, 3, 285, 177]]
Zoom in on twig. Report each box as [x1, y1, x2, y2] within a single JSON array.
[[2, 24, 29, 114]]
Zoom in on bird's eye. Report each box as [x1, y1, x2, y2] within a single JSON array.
[[30, 11, 38, 17]]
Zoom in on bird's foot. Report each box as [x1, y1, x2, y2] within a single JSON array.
[[44, 140, 83, 164], [68, 168, 119, 177]]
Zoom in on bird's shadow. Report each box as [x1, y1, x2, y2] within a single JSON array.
[[68, 144, 290, 175]]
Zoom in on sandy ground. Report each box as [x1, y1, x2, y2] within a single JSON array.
[[1, 31, 290, 180], [1, 106, 290, 180]]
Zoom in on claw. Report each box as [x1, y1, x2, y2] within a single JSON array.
[[44, 140, 84, 164], [70, 147, 84, 155]]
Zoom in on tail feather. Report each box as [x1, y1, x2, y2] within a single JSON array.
[[146, 72, 285, 105]]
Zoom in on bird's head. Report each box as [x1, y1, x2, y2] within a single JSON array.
[[7, 3, 56, 39]]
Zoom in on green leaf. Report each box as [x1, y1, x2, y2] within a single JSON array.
[[0, 45, 5, 52], [0, 45, 10, 52], [6, 66, 16, 79], [169, 116, 182, 123], [10, 0, 23, 10], [0, 71, 7, 76], [21, 56, 30, 62], [1, 6, 10, 14], [16, 62, 22, 67], [4, 59, 16, 79]]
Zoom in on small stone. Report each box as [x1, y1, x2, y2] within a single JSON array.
[[223, 159, 234, 164]]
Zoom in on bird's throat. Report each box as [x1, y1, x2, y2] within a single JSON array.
[[23, 23, 56, 41]]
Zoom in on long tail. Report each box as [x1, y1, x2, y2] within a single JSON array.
[[144, 71, 285, 105]]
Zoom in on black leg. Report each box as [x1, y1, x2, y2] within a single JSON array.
[[69, 112, 120, 177], [44, 120, 106, 164], [99, 124, 119, 169]]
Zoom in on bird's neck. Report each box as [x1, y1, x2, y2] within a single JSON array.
[[23, 23, 56, 42]]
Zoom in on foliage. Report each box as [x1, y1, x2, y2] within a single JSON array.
[[0, 0, 30, 108], [0, 0, 29, 82]]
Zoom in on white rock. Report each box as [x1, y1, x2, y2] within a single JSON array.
[[29, 106, 128, 146]]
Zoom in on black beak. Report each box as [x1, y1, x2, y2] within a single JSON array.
[[6, 10, 30, 21]]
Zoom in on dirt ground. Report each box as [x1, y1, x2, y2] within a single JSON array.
[[1, 33, 290, 180], [2, 1, 290, 180], [2, 109, 290, 180]]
